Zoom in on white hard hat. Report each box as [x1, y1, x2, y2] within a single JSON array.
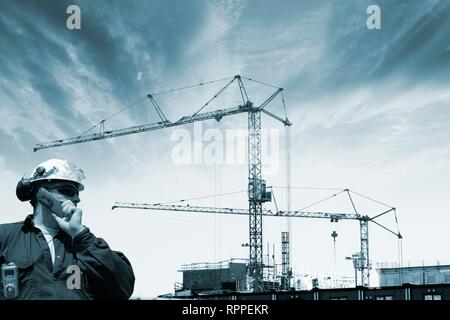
[[29, 159, 86, 191]]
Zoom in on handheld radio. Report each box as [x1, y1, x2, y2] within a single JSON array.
[[36, 188, 66, 218], [2, 263, 19, 299]]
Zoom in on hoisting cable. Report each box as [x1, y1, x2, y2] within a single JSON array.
[[348, 189, 394, 209], [271, 186, 345, 191], [394, 209, 402, 238], [241, 76, 281, 89], [392, 208, 404, 266], [297, 189, 348, 211], [153, 190, 247, 205], [398, 237, 404, 267], [192, 77, 238, 117], [150, 76, 234, 96]]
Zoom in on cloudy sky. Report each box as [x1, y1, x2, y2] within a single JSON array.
[[1, 0, 449, 298]]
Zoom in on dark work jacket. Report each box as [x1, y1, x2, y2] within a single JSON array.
[[0, 215, 135, 300]]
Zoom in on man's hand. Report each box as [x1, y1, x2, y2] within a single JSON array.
[[52, 200, 86, 238]]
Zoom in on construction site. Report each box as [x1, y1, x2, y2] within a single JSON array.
[[33, 75, 450, 300]]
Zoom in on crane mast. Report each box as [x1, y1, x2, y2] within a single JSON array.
[[247, 108, 265, 291]]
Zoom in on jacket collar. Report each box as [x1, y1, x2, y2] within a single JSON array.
[[22, 214, 66, 239], [22, 214, 35, 230]]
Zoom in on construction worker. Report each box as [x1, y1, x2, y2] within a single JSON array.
[[0, 159, 135, 300]]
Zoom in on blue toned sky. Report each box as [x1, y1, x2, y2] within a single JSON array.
[[1, 0, 450, 297]]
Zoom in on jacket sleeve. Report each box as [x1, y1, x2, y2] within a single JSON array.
[[72, 228, 135, 300]]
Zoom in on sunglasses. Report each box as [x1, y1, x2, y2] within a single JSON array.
[[45, 186, 79, 197]]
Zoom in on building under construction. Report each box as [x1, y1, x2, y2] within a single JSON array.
[[164, 260, 450, 300], [176, 259, 248, 295], [377, 264, 450, 287]]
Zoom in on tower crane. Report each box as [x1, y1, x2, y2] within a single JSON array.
[[33, 75, 291, 292], [112, 187, 402, 288]]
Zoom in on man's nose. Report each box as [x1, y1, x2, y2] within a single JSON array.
[[72, 194, 80, 204]]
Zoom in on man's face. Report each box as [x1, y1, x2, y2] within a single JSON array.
[[42, 181, 81, 205]]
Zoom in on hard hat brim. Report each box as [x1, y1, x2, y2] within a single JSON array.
[[31, 178, 84, 191]]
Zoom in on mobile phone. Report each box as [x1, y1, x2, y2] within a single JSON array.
[[36, 188, 66, 218]]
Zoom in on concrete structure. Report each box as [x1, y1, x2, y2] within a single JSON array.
[[377, 264, 450, 287], [178, 259, 247, 293]]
